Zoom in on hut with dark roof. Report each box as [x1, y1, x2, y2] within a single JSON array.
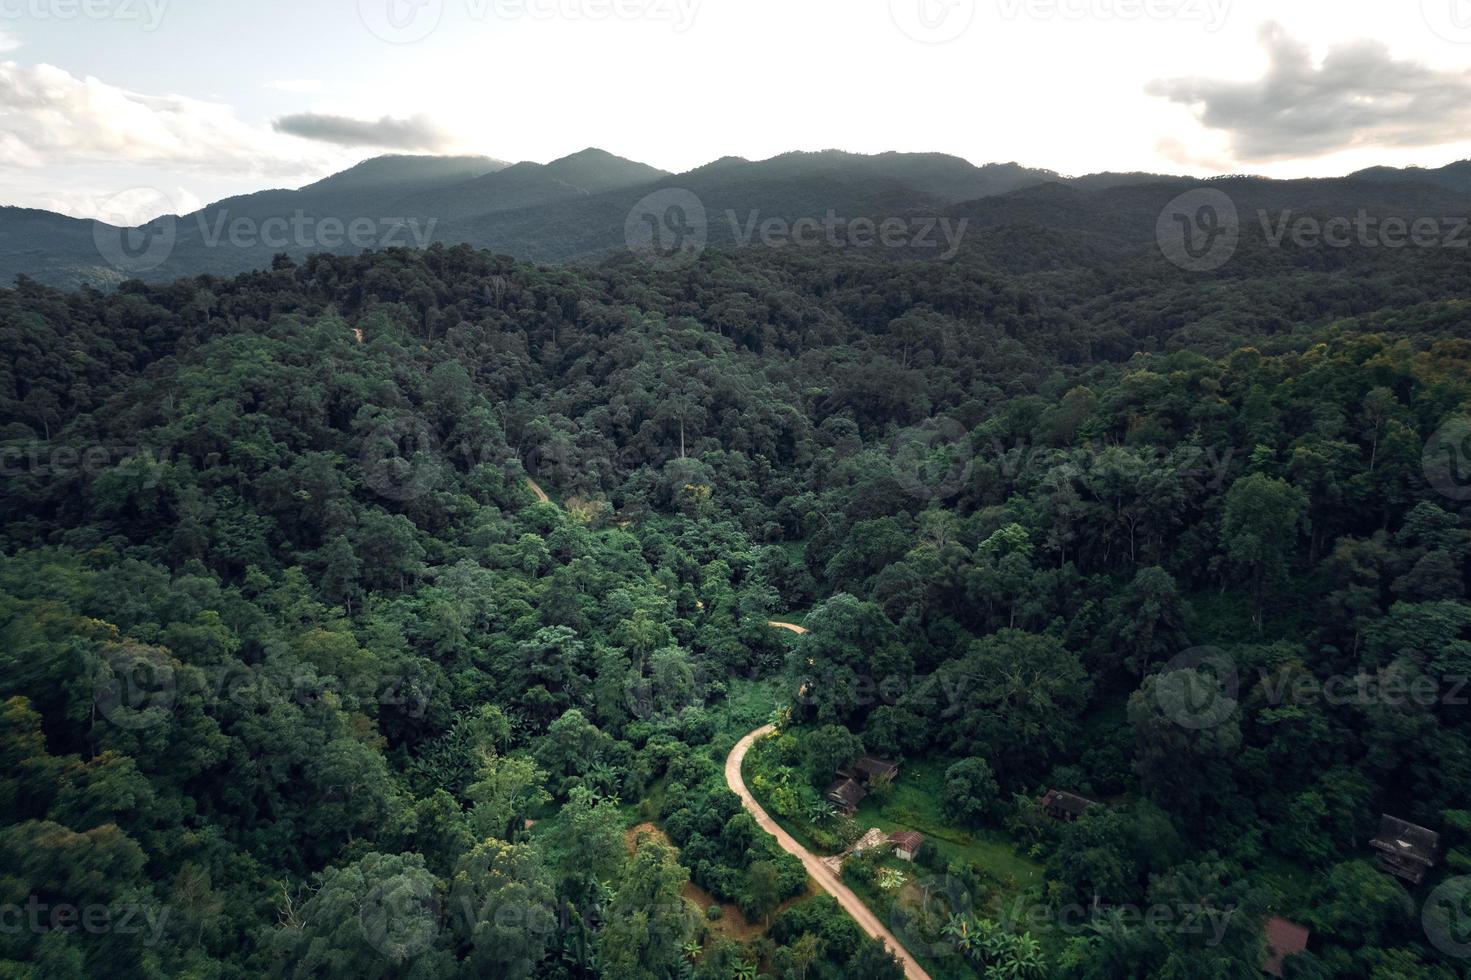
[[1040, 789, 1099, 822], [1369, 815, 1440, 884], [827, 778, 867, 816]]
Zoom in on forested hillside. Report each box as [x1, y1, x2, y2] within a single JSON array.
[[1, 211, 1469, 979]]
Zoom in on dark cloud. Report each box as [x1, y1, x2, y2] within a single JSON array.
[[1147, 23, 1471, 162], [273, 112, 453, 151]]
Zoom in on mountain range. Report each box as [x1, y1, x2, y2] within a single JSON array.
[[3, 148, 1469, 290]]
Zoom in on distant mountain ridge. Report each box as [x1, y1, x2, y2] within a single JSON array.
[[1349, 160, 1471, 195], [2, 149, 1468, 289]]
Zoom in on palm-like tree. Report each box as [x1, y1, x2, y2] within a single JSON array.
[[733, 958, 759, 980], [681, 939, 704, 962], [1005, 934, 1045, 978], [584, 761, 624, 798], [943, 913, 976, 956]]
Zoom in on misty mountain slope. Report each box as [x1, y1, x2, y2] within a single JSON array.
[[683, 149, 1062, 203], [1350, 160, 1471, 195], [184, 154, 510, 225], [392, 149, 670, 221], [3, 151, 1470, 290], [438, 171, 956, 261], [540, 147, 670, 192]]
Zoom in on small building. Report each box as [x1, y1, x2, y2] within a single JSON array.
[[827, 778, 867, 816], [850, 756, 901, 784], [890, 831, 925, 862], [1041, 789, 1099, 822], [1262, 917, 1310, 977], [1369, 814, 1441, 884]]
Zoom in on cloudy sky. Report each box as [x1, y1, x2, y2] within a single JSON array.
[[3, 0, 1471, 219]]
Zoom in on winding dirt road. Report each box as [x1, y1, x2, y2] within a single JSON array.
[[768, 621, 808, 634], [725, 725, 931, 980], [525, 478, 551, 504]]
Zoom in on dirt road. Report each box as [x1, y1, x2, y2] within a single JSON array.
[[768, 621, 808, 634], [526, 478, 550, 504], [725, 725, 932, 980]]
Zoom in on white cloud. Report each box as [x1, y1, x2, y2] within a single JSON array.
[[0, 26, 20, 52], [1147, 23, 1471, 163], [0, 61, 327, 177]]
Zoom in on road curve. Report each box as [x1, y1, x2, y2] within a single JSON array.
[[526, 478, 551, 504], [726, 725, 932, 980], [768, 621, 808, 634]]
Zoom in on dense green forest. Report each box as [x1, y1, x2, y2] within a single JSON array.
[[1, 213, 1469, 979]]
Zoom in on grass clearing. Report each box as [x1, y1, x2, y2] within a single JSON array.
[[857, 756, 1044, 892]]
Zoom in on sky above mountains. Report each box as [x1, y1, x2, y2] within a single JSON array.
[[3, 0, 1471, 221]]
